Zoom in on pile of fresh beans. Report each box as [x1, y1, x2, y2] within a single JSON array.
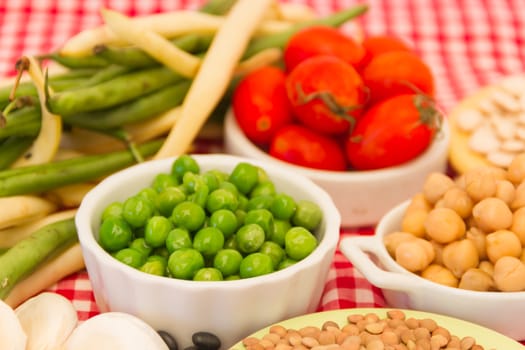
[[97, 155, 323, 281], [241, 309, 486, 350], [386, 153, 525, 292], [158, 330, 221, 350]]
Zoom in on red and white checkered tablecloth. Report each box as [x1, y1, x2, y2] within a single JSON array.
[[1, 0, 525, 340]]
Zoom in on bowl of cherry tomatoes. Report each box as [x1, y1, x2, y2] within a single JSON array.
[[224, 26, 451, 227]]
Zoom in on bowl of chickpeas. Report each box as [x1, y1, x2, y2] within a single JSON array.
[[76, 154, 341, 349], [339, 154, 525, 341]]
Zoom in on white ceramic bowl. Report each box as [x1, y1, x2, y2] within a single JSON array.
[[223, 110, 451, 228], [339, 200, 525, 341], [75, 154, 341, 349]]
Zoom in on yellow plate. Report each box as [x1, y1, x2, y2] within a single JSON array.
[[229, 308, 524, 349]]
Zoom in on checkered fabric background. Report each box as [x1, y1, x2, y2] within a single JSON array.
[[1, 0, 524, 339]]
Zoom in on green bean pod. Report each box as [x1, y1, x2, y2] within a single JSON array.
[[75, 65, 135, 88], [63, 80, 191, 130], [242, 4, 369, 59], [41, 53, 111, 69], [93, 35, 212, 69], [0, 218, 77, 300], [0, 139, 163, 196], [47, 67, 184, 116], [0, 137, 34, 170], [0, 106, 41, 139]]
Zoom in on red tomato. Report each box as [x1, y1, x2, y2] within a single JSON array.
[[286, 55, 367, 135], [269, 124, 347, 171], [232, 66, 293, 145], [284, 26, 366, 72], [360, 34, 412, 67], [361, 51, 434, 104], [345, 94, 442, 170]]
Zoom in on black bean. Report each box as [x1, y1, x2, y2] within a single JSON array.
[[192, 331, 221, 350], [157, 330, 178, 350]]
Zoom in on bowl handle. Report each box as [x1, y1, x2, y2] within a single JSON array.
[[339, 235, 424, 291]]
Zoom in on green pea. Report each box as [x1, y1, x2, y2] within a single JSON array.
[[99, 217, 133, 252], [167, 248, 205, 280], [193, 267, 223, 281], [256, 166, 270, 183], [278, 257, 298, 270], [190, 183, 209, 208], [206, 188, 239, 213], [165, 228, 192, 254], [225, 275, 240, 280], [236, 223, 265, 254], [114, 248, 146, 268], [228, 162, 259, 195], [250, 180, 275, 197], [122, 195, 155, 228], [271, 219, 292, 247], [207, 169, 228, 183], [270, 193, 297, 220], [239, 252, 274, 278], [202, 171, 220, 192], [152, 173, 178, 192], [259, 241, 285, 268], [208, 209, 238, 239], [193, 226, 224, 257], [291, 200, 322, 231], [213, 249, 243, 277], [101, 201, 123, 221], [145, 215, 173, 248], [140, 258, 167, 276], [244, 209, 274, 239], [235, 209, 246, 227], [285, 226, 318, 260], [182, 172, 201, 193], [147, 254, 168, 265], [153, 246, 170, 259], [129, 237, 152, 257], [238, 194, 249, 211], [171, 154, 200, 181], [246, 195, 274, 211], [137, 187, 158, 205], [171, 201, 206, 232], [156, 186, 186, 217], [224, 234, 239, 250]]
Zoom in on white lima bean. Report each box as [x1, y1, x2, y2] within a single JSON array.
[[455, 75, 525, 168]]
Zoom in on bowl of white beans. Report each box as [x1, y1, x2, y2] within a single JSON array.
[[339, 154, 525, 341]]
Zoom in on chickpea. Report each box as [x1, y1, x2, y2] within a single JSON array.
[[511, 207, 525, 245], [458, 268, 495, 291], [485, 229, 522, 264], [472, 197, 513, 232], [465, 227, 487, 261], [395, 239, 434, 272], [406, 193, 432, 211], [463, 167, 498, 202], [440, 187, 473, 219], [384, 232, 417, 257], [421, 264, 458, 288], [478, 260, 494, 276], [495, 179, 516, 205], [424, 207, 466, 244], [442, 239, 479, 278], [430, 240, 444, 266], [401, 209, 428, 238], [521, 248, 525, 263], [493, 256, 525, 292], [510, 181, 525, 210], [507, 152, 525, 185], [422, 172, 455, 204]]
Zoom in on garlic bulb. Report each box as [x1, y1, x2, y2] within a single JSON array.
[[64, 312, 169, 350], [15, 292, 78, 350], [0, 299, 27, 350]]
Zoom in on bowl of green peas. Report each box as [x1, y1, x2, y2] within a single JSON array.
[[75, 153, 341, 349]]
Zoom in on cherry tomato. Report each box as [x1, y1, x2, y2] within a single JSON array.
[[360, 34, 412, 68], [283, 26, 366, 71], [361, 51, 434, 104], [345, 94, 442, 170], [269, 124, 347, 171], [232, 66, 293, 145], [286, 55, 367, 135]]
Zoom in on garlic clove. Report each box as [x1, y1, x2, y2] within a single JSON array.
[[64, 312, 169, 350], [15, 292, 78, 350], [0, 299, 27, 350]]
